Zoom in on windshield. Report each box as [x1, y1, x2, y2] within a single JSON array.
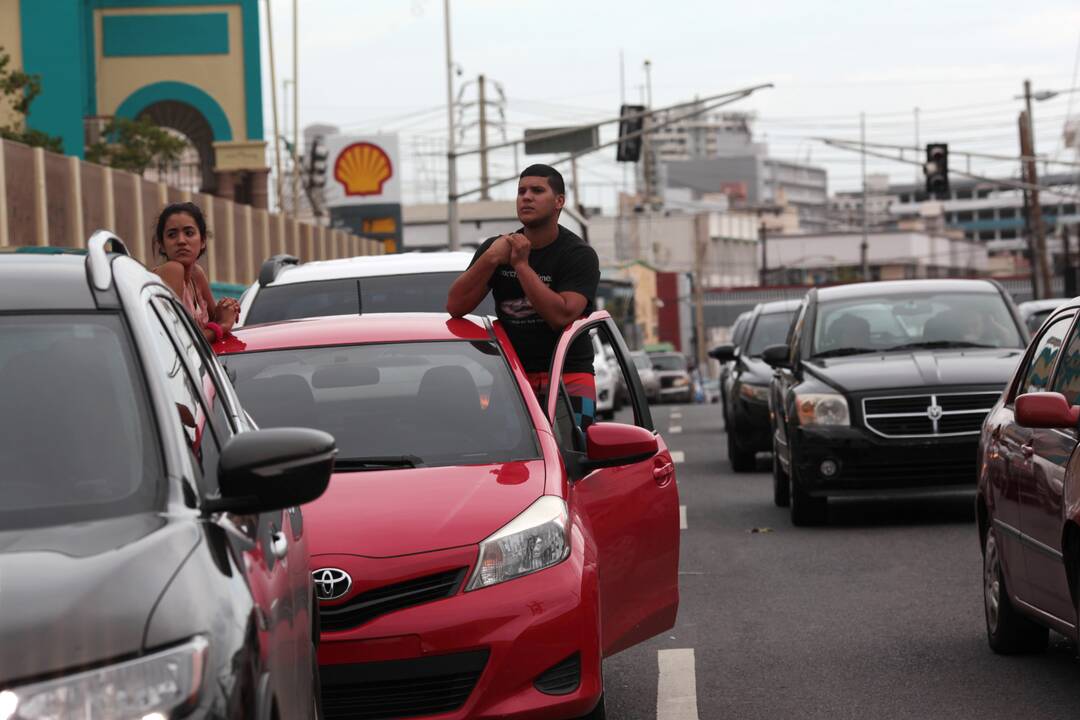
[[221, 340, 539, 468], [1027, 309, 1053, 333], [812, 290, 1024, 357], [0, 315, 162, 529], [245, 272, 497, 325], [651, 354, 687, 371], [631, 353, 652, 370], [746, 311, 795, 356]]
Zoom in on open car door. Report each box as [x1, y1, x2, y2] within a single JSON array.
[[546, 311, 680, 657]]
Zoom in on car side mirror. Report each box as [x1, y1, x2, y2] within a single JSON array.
[[583, 422, 659, 471], [761, 344, 792, 369], [708, 344, 737, 363], [1015, 392, 1080, 429], [206, 428, 336, 514]]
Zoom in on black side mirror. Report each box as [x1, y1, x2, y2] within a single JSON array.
[[708, 344, 737, 362], [761, 344, 792, 369], [206, 428, 336, 514]]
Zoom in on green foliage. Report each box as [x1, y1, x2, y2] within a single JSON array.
[[0, 47, 64, 152], [85, 115, 189, 174]]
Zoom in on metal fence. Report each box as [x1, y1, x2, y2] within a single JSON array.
[[0, 138, 383, 285]]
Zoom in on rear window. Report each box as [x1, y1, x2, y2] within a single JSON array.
[[0, 315, 162, 529], [245, 272, 497, 325], [221, 340, 539, 468]]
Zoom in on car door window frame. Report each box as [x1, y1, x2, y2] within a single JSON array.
[[559, 318, 653, 432]]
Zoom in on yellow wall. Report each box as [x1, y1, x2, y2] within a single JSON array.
[[0, 0, 24, 130], [628, 263, 660, 347], [94, 5, 248, 141]]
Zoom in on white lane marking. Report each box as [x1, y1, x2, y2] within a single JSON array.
[[680, 505, 687, 530], [670, 450, 685, 464], [657, 648, 700, 720], [671, 411, 682, 420], [669, 425, 683, 434]]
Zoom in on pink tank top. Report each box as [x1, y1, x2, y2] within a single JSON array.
[[181, 280, 210, 328]]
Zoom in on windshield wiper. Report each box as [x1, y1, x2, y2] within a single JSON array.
[[334, 455, 424, 471], [885, 340, 996, 351], [811, 347, 880, 359]]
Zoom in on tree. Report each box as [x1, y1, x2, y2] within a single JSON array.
[[86, 116, 188, 174], [0, 47, 63, 152]]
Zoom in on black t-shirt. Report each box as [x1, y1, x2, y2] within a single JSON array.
[[469, 226, 600, 374]]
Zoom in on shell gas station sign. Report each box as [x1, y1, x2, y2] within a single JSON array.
[[324, 134, 403, 250]]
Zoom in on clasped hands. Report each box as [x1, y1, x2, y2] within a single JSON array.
[[486, 233, 530, 270]]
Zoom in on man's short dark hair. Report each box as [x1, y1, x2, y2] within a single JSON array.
[[519, 164, 565, 195]]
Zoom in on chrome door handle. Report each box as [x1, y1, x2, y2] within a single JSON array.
[[270, 531, 289, 560]]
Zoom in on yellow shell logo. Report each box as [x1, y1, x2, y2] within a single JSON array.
[[333, 142, 393, 196]]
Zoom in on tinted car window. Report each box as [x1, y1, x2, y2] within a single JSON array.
[[651, 354, 687, 371], [746, 311, 795, 356], [222, 340, 538, 467], [1019, 315, 1071, 396], [246, 272, 496, 325], [1027, 309, 1053, 333], [813, 291, 1023, 355], [0, 315, 162, 529], [1051, 327, 1080, 405]]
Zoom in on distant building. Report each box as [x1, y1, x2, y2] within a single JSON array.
[[400, 201, 588, 251], [644, 109, 829, 232], [764, 231, 988, 285]]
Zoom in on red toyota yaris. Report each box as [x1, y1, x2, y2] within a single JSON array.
[[215, 311, 680, 719]]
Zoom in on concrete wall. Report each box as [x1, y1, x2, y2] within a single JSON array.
[[0, 136, 381, 283]]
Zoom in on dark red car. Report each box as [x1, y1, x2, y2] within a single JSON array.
[[215, 311, 680, 719], [978, 297, 1080, 653]]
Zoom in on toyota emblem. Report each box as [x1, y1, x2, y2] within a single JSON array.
[[312, 568, 352, 601]]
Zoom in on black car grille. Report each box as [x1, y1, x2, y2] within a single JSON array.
[[534, 653, 581, 695], [320, 568, 467, 633], [661, 376, 677, 389], [322, 650, 488, 719], [854, 454, 977, 486], [863, 392, 998, 438]]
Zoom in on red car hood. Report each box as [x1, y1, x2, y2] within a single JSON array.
[[305, 459, 546, 558]]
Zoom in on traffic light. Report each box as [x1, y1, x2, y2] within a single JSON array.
[[924, 143, 949, 198], [616, 104, 646, 162], [307, 137, 329, 189]]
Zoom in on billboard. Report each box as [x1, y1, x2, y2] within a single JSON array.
[[324, 134, 403, 250], [324, 134, 401, 208]]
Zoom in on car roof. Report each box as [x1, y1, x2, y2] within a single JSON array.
[[759, 299, 801, 314], [1017, 298, 1072, 314], [816, 279, 1001, 302], [268, 251, 475, 286], [218, 312, 494, 354], [0, 255, 97, 310]]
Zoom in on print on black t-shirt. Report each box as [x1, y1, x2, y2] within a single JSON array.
[[468, 226, 600, 375]]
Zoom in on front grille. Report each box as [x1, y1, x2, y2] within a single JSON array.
[[863, 392, 997, 438], [534, 653, 581, 695], [321, 568, 466, 633], [322, 650, 488, 720], [854, 454, 977, 486], [661, 376, 677, 389]]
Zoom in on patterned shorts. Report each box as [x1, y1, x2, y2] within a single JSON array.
[[525, 371, 598, 431]]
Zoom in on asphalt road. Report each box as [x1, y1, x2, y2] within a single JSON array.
[[602, 402, 1080, 720]]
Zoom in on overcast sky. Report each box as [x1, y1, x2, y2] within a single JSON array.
[[262, 0, 1080, 211]]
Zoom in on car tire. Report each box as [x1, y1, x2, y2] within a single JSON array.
[[772, 442, 790, 507], [577, 693, 606, 720], [983, 529, 1048, 654], [727, 430, 756, 473], [311, 641, 325, 720], [789, 464, 826, 526]]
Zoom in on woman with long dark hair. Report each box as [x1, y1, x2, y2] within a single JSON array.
[[151, 202, 239, 342]]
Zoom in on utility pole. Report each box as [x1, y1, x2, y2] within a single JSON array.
[[291, 0, 300, 216], [1063, 224, 1075, 297], [693, 213, 709, 377], [1024, 79, 1052, 299], [1019, 137, 1039, 299], [642, 59, 655, 206], [913, 107, 920, 186], [860, 112, 869, 281], [443, 0, 460, 250], [265, 0, 283, 211], [758, 220, 768, 286], [478, 74, 490, 200]]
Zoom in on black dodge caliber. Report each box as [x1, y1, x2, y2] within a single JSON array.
[[764, 279, 1027, 525], [0, 234, 334, 718]]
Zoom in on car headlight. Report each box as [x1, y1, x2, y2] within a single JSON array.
[[466, 496, 570, 591], [739, 383, 770, 402], [673, 376, 689, 387], [795, 392, 850, 426], [0, 636, 207, 720]]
